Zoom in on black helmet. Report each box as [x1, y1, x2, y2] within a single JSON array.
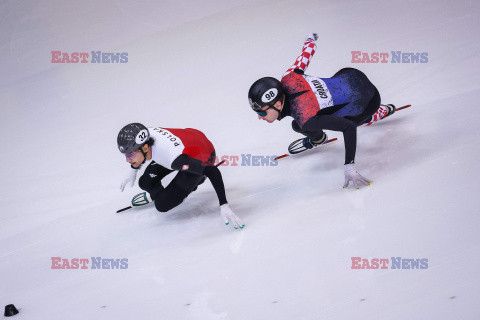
[[117, 123, 150, 154], [248, 77, 284, 111]]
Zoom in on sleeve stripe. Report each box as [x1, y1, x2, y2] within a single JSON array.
[[283, 40, 317, 77]]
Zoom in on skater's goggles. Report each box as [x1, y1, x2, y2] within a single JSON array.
[[249, 98, 268, 115], [250, 102, 274, 117], [125, 150, 139, 159], [256, 105, 281, 117], [256, 109, 267, 116]]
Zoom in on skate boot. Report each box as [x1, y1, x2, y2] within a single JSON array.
[[132, 192, 153, 207], [289, 132, 328, 154], [302, 132, 328, 150]]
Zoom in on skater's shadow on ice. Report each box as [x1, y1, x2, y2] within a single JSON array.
[[156, 186, 255, 222], [160, 196, 217, 222], [359, 116, 458, 176]]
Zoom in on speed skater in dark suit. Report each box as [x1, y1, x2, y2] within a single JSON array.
[[117, 123, 244, 229], [248, 33, 396, 189]]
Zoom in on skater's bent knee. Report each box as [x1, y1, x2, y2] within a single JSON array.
[[138, 176, 152, 191], [154, 200, 173, 213], [291, 120, 302, 132]]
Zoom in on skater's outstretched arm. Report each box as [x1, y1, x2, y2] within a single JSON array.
[[203, 165, 227, 206], [302, 115, 372, 189], [283, 33, 318, 77], [204, 165, 244, 229], [302, 114, 357, 164]]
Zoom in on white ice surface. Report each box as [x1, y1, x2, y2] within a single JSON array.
[[1, 0, 480, 319]]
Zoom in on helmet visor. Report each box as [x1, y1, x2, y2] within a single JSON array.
[[249, 98, 265, 112], [125, 150, 138, 159]]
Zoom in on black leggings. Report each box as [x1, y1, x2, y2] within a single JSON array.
[[291, 121, 325, 141], [138, 162, 201, 212], [138, 160, 228, 212]]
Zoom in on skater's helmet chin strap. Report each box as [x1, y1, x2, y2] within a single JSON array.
[[266, 95, 285, 115]]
